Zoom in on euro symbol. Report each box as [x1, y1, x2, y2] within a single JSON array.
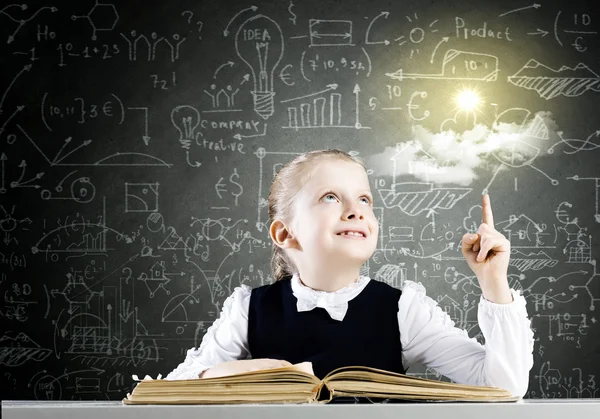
[[407, 91, 430, 121]]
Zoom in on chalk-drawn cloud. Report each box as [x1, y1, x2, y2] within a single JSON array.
[[368, 111, 557, 186]]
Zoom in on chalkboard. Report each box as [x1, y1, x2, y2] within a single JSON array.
[[2, 0, 599, 400]]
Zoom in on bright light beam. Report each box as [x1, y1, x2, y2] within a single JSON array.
[[456, 89, 481, 112]]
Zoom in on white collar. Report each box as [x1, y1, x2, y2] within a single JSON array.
[[290, 273, 371, 321]]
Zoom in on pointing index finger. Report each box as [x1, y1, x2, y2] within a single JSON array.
[[482, 193, 494, 227]]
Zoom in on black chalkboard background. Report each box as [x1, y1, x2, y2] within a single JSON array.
[[2, 0, 600, 400]]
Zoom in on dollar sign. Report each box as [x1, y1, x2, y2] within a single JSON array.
[[288, 1, 297, 25], [229, 169, 243, 206]]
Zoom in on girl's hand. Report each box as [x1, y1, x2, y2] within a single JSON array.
[[200, 358, 292, 378], [461, 194, 513, 304]]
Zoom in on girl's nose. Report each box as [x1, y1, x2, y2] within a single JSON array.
[[343, 205, 363, 220]]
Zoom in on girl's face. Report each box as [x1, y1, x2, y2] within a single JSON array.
[[289, 158, 378, 269]]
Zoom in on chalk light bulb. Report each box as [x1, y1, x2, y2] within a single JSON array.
[[170, 105, 202, 167], [235, 14, 284, 120]]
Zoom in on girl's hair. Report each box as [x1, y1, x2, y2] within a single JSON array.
[[267, 149, 366, 281]]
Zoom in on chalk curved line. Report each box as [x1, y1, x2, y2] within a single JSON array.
[[126, 194, 150, 212], [93, 152, 172, 167]]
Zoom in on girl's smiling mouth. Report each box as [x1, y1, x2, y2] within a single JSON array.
[[336, 231, 366, 238]]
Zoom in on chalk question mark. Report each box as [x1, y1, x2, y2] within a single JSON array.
[[181, 11, 203, 39], [181, 10, 193, 23]]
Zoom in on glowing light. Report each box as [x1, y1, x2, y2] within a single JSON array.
[[456, 89, 481, 111]]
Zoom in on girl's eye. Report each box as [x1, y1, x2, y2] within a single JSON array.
[[360, 196, 371, 205], [322, 193, 338, 202]]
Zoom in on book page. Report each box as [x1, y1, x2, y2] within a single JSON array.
[[288, 362, 315, 376], [321, 366, 513, 399]]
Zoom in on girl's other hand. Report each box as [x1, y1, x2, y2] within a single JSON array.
[[200, 358, 292, 378]]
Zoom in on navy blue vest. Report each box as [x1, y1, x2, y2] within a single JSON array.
[[248, 277, 405, 379]]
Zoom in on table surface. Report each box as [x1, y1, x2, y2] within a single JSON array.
[[3, 399, 600, 419]]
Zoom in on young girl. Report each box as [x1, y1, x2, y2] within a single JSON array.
[[165, 149, 534, 397]]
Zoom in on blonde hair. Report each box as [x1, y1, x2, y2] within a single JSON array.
[[267, 149, 366, 281]]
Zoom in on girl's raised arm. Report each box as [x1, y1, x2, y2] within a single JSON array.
[[398, 280, 534, 397]]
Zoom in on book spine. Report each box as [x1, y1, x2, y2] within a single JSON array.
[[315, 381, 333, 402]]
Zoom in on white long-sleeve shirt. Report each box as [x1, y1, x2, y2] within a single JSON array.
[[165, 274, 535, 397]]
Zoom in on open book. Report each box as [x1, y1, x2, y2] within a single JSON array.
[[123, 362, 519, 404]]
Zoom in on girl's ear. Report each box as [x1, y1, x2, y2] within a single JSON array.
[[270, 220, 297, 249]]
